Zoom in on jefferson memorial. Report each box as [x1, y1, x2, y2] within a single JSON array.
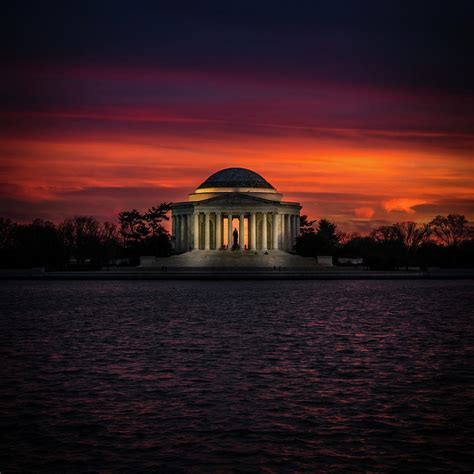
[[170, 168, 301, 252]]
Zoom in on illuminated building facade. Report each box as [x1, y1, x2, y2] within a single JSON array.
[[171, 168, 301, 252]]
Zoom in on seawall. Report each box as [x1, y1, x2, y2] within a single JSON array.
[[1, 268, 473, 280]]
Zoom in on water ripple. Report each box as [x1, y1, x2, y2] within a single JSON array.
[[0, 280, 473, 471]]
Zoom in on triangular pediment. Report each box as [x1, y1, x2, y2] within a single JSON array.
[[195, 192, 280, 206]]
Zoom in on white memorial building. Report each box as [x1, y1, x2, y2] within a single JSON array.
[[171, 168, 301, 252]]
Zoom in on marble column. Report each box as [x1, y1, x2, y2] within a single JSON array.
[[250, 212, 256, 250], [193, 212, 199, 249], [204, 212, 210, 250], [272, 212, 279, 250], [296, 214, 301, 237], [227, 213, 233, 250], [171, 215, 176, 249], [175, 215, 180, 251], [288, 214, 292, 250], [281, 214, 284, 250], [281, 213, 286, 250], [215, 212, 222, 250], [180, 214, 186, 251], [290, 214, 296, 250], [239, 213, 245, 249], [285, 214, 291, 250], [262, 212, 268, 250], [187, 214, 192, 251]]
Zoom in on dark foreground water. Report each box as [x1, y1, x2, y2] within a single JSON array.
[[0, 280, 473, 472]]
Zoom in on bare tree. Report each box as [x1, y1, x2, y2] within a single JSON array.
[[59, 216, 101, 263], [338, 232, 360, 245], [0, 217, 14, 249], [429, 214, 474, 247], [100, 221, 119, 243], [393, 222, 431, 252], [370, 225, 399, 243]]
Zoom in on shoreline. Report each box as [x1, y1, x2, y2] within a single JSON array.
[[1, 268, 473, 281]]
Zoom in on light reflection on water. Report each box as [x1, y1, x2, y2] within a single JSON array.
[[1, 280, 473, 471]]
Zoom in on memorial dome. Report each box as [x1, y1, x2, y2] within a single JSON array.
[[197, 168, 275, 190], [189, 167, 282, 202]]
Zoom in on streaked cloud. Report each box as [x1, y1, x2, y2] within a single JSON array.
[[1, 0, 473, 233], [383, 198, 428, 214]]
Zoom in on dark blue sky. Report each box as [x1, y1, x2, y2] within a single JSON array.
[[3, 1, 473, 93]]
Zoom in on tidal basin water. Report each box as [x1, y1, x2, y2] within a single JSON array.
[[1, 280, 473, 472]]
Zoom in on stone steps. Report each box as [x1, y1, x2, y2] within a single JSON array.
[[145, 250, 326, 268]]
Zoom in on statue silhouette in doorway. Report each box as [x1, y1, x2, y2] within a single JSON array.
[[232, 228, 239, 250]]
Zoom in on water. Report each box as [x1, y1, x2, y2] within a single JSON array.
[[1, 280, 473, 472]]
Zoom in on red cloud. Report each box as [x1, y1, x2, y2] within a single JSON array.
[[354, 207, 375, 219]]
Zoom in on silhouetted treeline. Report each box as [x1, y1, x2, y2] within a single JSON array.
[[1, 209, 473, 270], [0, 203, 172, 270], [295, 214, 474, 269], [118, 203, 172, 259]]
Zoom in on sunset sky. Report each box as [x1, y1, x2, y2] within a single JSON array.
[[1, 2, 473, 233]]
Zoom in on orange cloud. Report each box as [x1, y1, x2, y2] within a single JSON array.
[[1, 65, 473, 233], [383, 198, 427, 214], [354, 207, 375, 218]]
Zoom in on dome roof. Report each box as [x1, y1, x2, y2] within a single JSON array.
[[197, 168, 275, 190]]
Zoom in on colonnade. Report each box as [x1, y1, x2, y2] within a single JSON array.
[[171, 213, 193, 252], [172, 211, 300, 252]]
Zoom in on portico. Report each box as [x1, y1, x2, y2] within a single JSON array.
[[171, 168, 301, 253]]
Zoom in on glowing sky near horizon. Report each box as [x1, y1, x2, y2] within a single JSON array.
[[1, 2, 473, 232]]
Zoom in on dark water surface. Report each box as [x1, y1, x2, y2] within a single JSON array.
[[1, 280, 473, 472]]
